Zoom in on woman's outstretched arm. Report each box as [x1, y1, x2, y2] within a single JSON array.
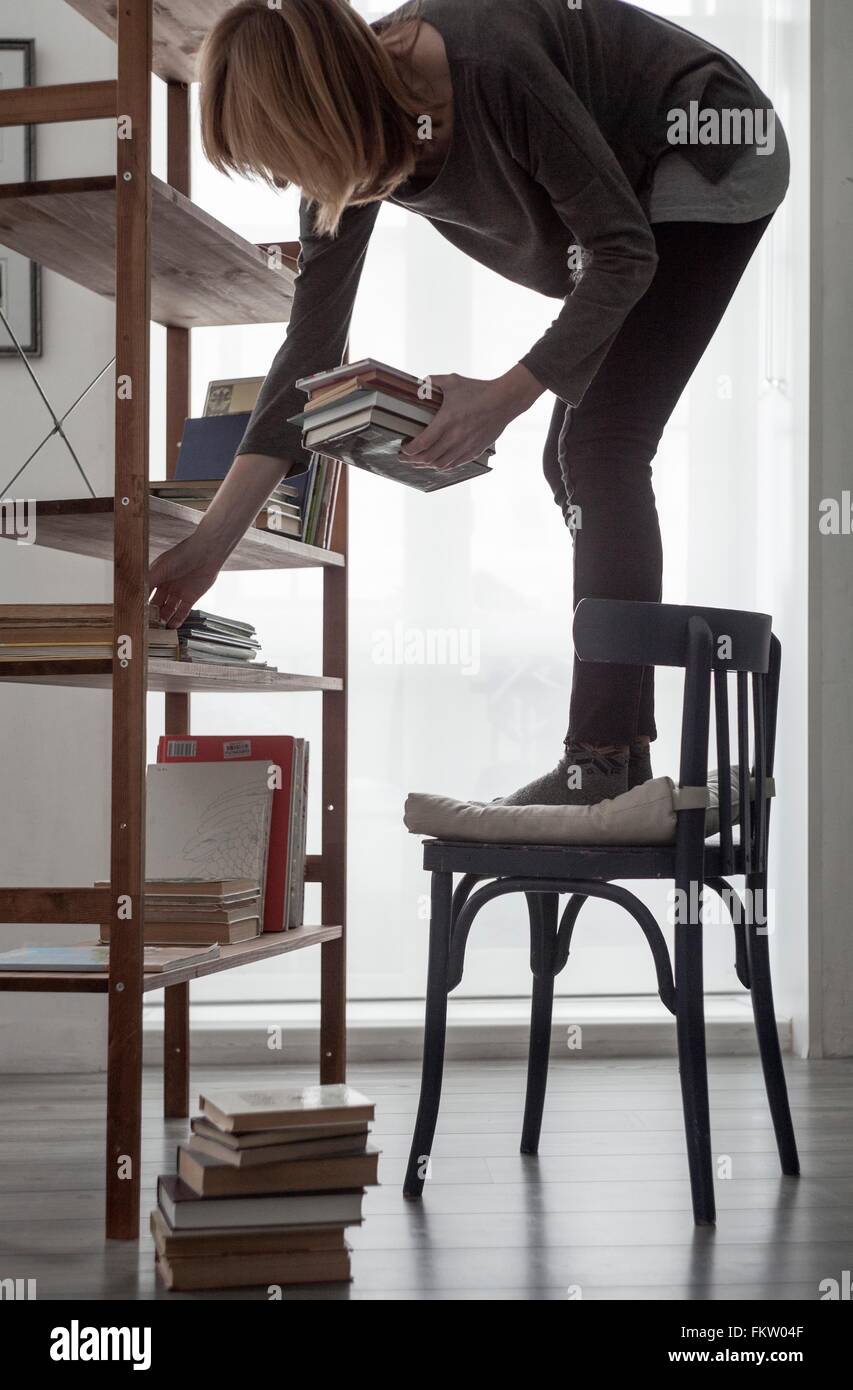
[[149, 197, 382, 625], [149, 452, 293, 628]]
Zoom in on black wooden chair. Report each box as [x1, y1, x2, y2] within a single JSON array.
[[402, 598, 799, 1225]]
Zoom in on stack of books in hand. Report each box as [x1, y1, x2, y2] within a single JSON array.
[[99, 879, 261, 946], [152, 1085, 378, 1291], [0, 604, 178, 662], [290, 358, 495, 492], [176, 609, 269, 668]]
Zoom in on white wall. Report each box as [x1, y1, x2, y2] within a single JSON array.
[[808, 0, 853, 1058], [0, 0, 116, 1070]]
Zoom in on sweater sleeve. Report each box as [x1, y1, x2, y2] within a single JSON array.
[[493, 64, 659, 406], [236, 196, 381, 471]]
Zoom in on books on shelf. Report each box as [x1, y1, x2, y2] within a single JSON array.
[[152, 402, 303, 538], [289, 454, 342, 549], [291, 358, 494, 492], [0, 602, 277, 673], [151, 479, 301, 539], [175, 608, 271, 669], [203, 376, 266, 417], [149, 375, 344, 549], [144, 763, 274, 931], [151, 373, 342, 546], [96, 876, 263, 946], [157, 735, 309, 932], [0, 603, 178, 662], [0, 943, 219, 973], [152, 1084, 378, 1291]]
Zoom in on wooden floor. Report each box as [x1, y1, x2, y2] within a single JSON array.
[[1, 1056, 852, 1301]]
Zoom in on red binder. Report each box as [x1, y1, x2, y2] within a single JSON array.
[[156, 735, 307, 932]]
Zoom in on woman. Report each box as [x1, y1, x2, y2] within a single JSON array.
[[150, 0, 789, 806]]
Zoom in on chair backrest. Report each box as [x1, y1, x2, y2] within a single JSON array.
[[573, 599, 779, 876]]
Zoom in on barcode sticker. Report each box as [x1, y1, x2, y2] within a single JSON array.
[[166, 740, 197, 757], [223, 740, 252, 759]]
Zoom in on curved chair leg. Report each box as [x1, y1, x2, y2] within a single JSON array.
[[404, 871, 453, 1199], [674, 910, 716, 1225], [521, 893, 558, 1155], [745, 869, 800, 1175]]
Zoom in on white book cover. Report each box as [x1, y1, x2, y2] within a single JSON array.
[[145, 763, 274, 911]]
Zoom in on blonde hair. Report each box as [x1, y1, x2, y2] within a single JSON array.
[[200, 0, 424, 236]]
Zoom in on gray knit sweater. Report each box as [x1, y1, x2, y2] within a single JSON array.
[[239, 0, 776, 470]]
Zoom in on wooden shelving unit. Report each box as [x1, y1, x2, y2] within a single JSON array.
[[0, 176, 296, 328], [0, 495, 342, 570], [0, 926, 344, 993], [0, 1, 348, 1240]]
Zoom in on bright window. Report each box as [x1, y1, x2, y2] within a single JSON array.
[[166, 1, 808, 1007]]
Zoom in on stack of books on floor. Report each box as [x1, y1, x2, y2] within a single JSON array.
[[99, 879, 261, 946], [152, 1084, 378, 1291], [175, 609, 270, 668], [0, 603, 178, 662], [291, 358, 495, 492]]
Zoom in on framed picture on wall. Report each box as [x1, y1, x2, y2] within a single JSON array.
[[0, 38, 41, 357]]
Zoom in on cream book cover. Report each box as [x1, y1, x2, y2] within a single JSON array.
[[145, 762, 274, 923]]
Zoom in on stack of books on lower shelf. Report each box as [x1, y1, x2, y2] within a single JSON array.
[[175, 609, 271, 668], [291, 357, 494, 492], [99, 879, 261, 946], [152, 1085, 378, 1291], [0, 604, 177, 662]]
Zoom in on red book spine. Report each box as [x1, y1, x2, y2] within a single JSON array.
[[156, 735, 300, 932]]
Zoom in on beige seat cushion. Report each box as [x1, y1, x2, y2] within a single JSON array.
[[404, 769, 773, 848]]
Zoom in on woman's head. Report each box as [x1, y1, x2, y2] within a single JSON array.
[[200, 0, 422, 235]]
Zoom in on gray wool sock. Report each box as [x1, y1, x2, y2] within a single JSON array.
[[628, 739, 654, 790], [499, 743, 630, 807]]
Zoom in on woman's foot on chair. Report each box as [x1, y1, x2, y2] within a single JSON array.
[[500, 742, 630, 806], [628, 736, 654, 789]]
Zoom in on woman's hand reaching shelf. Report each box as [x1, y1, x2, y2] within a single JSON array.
[[149, 452, 296, 628]]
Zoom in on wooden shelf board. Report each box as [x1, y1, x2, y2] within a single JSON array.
[[0, 658, 342, 694], [64, 0, 236, 85], [0, 925, 342, 993], [2, 496, 344, 572], [0, 175, 295, 328]]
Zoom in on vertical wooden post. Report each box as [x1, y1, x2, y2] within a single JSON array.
[[106, 0, 152, 1241], [162, 78, 192, 1119], [164, 981, 190, 1118], [320, 468, 348, 1082], [165, 80, 191, 482]]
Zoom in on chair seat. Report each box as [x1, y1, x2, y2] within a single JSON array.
[[422, 836, 746, 880], [406, 772, 763, 876]]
